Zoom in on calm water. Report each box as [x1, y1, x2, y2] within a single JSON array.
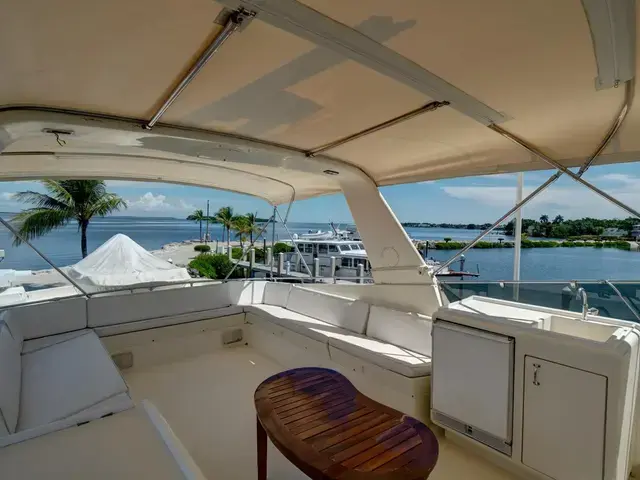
[[1, 218, 638, 281]]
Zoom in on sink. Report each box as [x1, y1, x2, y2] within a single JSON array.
[[547, 315, 619, 342]]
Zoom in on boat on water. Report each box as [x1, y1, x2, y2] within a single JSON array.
[[285, 237, 479, 279], [1, 2, 640, 480]]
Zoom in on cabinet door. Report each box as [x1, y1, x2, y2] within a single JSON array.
[[522, 356, 606, 480]]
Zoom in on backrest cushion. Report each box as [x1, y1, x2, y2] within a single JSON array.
[[366, 305, 433, 356], [88, 283, 232, 327], [0, 323, 21, 434], [0, 310, 22, 348], [262, 283, 292, 307], [7, 297, 85, 340], [286, 287, 370, 334]]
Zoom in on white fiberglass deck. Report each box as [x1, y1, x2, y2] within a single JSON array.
[[122, 345, 515, 480]]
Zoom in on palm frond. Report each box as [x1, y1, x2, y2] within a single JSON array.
[[41, 180, 76, 207], [215, 206, 235, 227], [187, 209, 205, 221], [86, 194, 127, 217], [11, 208, 73, 246], [12, 190, 72, 211]]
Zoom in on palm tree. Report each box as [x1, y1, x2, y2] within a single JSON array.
[[553, 215, 564, 224], [243, 212, 260, 244], [186, 209, 206, 240], [539, 214, 549, 224], [215, 206, 234, 251], [232, 215, 249, 249], [12, 180, 127, 258]]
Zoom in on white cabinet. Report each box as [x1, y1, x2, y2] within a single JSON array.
[[522, 356, 606, 480]]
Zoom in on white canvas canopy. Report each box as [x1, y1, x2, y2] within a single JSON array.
[[66, 234, 191, 292], [0, 0, 638, 204]]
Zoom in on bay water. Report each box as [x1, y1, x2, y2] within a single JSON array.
[[0, 216, 638, 281]]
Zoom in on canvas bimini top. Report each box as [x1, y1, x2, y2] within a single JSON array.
[[0, 0, 638, 204]]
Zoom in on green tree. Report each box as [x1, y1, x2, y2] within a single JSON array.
[[243, 212, 260, 244], [232, 215, 250, 249], [186, 209, 206, 240], [539, 214, 549, 224], [12, 180, 127, 258], [215, 206, 235, 251], [553, 215, 564, 224]]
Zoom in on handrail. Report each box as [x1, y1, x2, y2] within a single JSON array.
[[601, 280, 640, 322]]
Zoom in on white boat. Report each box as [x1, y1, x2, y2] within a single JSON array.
[[1, 2, 640, 480], [285, 238, 474, 280]]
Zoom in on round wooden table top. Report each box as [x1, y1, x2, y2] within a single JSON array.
[[254, 367, 438, 479]]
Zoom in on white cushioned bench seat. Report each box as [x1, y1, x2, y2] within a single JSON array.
[[19, 331, 131, 431], [328, 305, 433, 378], [247, 284, 370, 343], [246, 304, 348, 343], [0, 401, 206, 479], [328, 334, 432, 377], [248, 285, 433, 378], [0, 313, 133, 447]]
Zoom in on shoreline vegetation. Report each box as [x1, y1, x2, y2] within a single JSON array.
[[403, 214, 639, 242], [416, 239, 632, 251]]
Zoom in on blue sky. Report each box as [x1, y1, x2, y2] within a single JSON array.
[[0, 162, 638, 223]]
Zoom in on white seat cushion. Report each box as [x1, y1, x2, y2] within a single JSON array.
[[286, 287, 370, 334], [0, 324, 21, 433], [366, 305, 433, 357], [328, 333, 432, 378], [18, 331, 130, 431], [245, 304, 348, 343]]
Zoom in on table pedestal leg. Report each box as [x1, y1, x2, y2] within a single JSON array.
[[257, 416, 267, 480]]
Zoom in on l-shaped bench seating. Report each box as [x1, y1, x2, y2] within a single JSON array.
[[246, 283, 433, 378], [0, 280, 434, 451]]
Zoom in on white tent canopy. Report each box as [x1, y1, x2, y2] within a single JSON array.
[[65, 234, 191, 292]]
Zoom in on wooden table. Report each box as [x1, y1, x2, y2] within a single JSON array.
[[254, 367, 438, 479]]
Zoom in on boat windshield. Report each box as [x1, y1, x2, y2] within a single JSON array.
[[440, 280, 640, 323]]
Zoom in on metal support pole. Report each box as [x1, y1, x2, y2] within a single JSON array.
[[274, 207, 313, 277], [306, 101, 449, 157], [0, 216, 88, 295], [330, 256, 336, 279], [513, 172, 524, 300], [313, 258, 320, 280], [434, 80, 634, 275], [278, 253, 284, 276], [266, 247, 272, 268], [145, 9, 252, 129], [489, 123, 640, 219], [270, 206, 276, 279], [249, 248, 255, 278], [205, 199, 210, 244], [358, 264, 365, 283], [223, 214, 274, 280]]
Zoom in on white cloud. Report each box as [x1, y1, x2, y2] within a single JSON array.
[[125, 192, 196, 214], [127, 192, 168, 210], [1, 192, 15, 200], [442, 179, 640, 219], [595, 173, 639, 185]]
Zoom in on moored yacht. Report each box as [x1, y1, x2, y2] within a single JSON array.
[[1, 1, 640, 480]]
